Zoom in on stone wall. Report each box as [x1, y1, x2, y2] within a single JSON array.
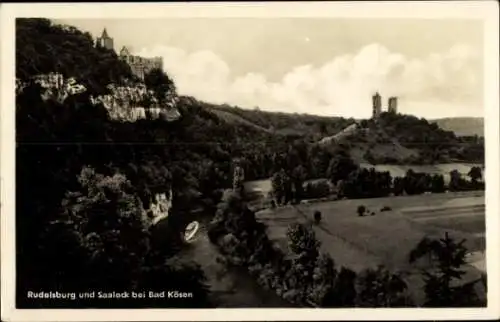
[[121, 55, 163, 80]]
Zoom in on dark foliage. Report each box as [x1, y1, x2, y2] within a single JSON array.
[[303, 180, 331, 200], [144, 68, 176, 102], [15, 18, 243, 308], [408, 233, 484, 307], [340, 168, 392, 199], [211, 104, 353, 139], [327, 148, 359, 184], [378, 112, 484, 164], [356, 266, 412, 307], [16, 18, 135, 94], [449, 169, 485, 192], [313, 211, 322, 224], [468, 166, 483, 183]]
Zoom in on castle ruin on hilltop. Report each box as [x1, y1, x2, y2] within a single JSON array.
[[372, 92, 398, 118], [95, 28, 163, 80]]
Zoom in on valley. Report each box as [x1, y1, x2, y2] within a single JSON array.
[[255, 190, 486, 305], [14, 18, 487, 309]]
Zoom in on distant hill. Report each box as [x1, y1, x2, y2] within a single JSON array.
[[432, 117, 484, 137], [208, 104, 354, 139], [200, 105, 485, 166], [197, 104, 485, 166], [317, 113, 484, 165]]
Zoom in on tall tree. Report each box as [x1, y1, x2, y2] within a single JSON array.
[[327, 150, 359, 185], [330, 267, 357, 307], [408, 233, 481, 307], [468, 166, 482, 183], [393, 176, 405, 196], [449, 169, 462, 191], [308, 253, 337, 306], [271, 168, 291, 206], [55, 166, 150, 290], [285, 223, 321, 304], [232, 163, 245, 192], [430, 174, 445, 193], [291, 165, 307, 203]]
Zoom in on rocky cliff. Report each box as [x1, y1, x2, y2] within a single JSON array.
[[16, 73, 181, 123]]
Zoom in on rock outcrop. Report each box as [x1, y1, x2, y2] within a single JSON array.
[[16, 73, 181, 122], [92, 83, 181, 122], [149, 189, 173, 226]]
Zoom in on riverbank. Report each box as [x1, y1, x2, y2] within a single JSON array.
[[180, 219, 293, 308]]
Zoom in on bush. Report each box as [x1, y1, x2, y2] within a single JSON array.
[[380, 206, 392, 212], [304, 180, 331, 200], [357, 205, 366, 217], [313, 211, 322, 224], [370, 211, 375, 216], [356, 266, 411, 307]]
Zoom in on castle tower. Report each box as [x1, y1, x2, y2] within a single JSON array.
[[119, 46, 130, 57], [388, 96, 398, 114], [96, 28, 114, 51], [372, 92, 382, 118]]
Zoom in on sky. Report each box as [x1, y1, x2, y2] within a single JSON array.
[[57, 18, 484, 119]]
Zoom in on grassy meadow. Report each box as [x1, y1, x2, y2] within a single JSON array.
[[255, 190, 486, 305]]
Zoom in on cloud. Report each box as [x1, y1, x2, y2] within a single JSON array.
[[136, 42, 482, 119]]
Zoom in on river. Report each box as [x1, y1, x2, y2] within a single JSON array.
[[179, 219, 293, 308]]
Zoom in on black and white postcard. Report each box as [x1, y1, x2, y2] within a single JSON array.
[[1, 2, 499, 321]]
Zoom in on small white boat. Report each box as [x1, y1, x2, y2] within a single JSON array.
[[184, 221, 200, 243]]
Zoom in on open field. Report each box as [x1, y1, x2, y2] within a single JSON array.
[[245, 178, 335, 199], [255, 190, 486, 305], [245, 179, 272, 195]]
